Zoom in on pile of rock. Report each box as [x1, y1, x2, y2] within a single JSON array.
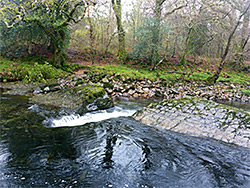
[[3, 70, 248, 103], [67, 71, 250, 103]]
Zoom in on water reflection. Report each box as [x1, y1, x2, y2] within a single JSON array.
[[1, 92, 250, 188]]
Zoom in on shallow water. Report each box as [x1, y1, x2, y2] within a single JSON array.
[[216, 99, 250, 111], [1, 92, 250, 188]]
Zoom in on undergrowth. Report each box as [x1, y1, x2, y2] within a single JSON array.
[[0, 58, 67, 83], [88, 63, 250, 85]]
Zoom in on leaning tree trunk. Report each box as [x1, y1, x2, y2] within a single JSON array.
[[207, 2, 250, 84], [237, 10, 250, 70]]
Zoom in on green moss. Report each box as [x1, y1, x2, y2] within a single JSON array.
[[241, 89, 250, 96], [0, 57, 67, 83], [86, 63, 249, 86], [189, 72, 210, 81], [160, 97, 248, 115], [31, 84, 113, 115]]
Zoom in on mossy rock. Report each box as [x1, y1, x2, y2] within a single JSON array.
[[133, 97, 250, 148], [31, 84, 114, 115]]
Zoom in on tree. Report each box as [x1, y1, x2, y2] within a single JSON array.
[[0, 0, 95, 68], [111, 0, 127, 60], [0, 0, 49, 57], [130, 0, 186, 68], [150, 0, 165, 67], [207, 1, 250, 84]]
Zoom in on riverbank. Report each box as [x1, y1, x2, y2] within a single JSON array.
[[1, 56, 250, 104], [1, 70, 250, 104], [1, 57, 250, 148]]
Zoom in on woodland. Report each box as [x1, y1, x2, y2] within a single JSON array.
[[0, 0, 250, 84]]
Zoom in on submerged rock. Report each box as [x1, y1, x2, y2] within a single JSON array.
[[31, 84, 114, 115], [133, 97, 250, 148]]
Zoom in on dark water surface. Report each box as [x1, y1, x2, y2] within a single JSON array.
[[1, 91, 250, 188], [216, 99, 250, 112]]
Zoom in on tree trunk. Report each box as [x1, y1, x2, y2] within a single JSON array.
[[51, 31, 66, 69], [150, 0, 164, 69], [207, 2, 250, 84], [236, 9, 250, 69], [111, 0, 127, 60], [87, 6, 95, 64], [180, 27, 193, 65], [52, 45, 65, 68]]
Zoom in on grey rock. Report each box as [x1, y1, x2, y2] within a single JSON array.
[[33, 87, 42, 95], [31, 84, 114, 115], [44, 87, 50, 92], [102, 77, 109, 83], [133, 97, 250, 148], [128, 89, 135, 95]]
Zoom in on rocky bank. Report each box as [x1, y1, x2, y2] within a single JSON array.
[[70, 70, 250, 103], [133, 97, 250, 148]]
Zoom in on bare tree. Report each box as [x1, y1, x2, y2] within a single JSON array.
[[207, 1, 250, 84]]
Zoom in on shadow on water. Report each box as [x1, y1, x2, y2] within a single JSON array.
[[216, 99, 250, 111], [1, 90, 250, 188]]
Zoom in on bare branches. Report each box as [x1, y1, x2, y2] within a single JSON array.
[[164, 4, 187, 17], [207, 1, 250, 84], [61, 1, 87, 26]]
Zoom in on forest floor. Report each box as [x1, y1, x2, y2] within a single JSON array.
[[65, 48, 250, 85]]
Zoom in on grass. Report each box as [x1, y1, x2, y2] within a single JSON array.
[[88, 64, 186, 83], [188, 72, 210, 81], [89, 64, 160, 81]]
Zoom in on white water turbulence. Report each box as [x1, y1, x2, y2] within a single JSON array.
[[50, 107, 137, 128]]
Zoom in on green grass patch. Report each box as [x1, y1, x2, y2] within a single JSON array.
[[88, 64, 189, 83], [0, 57, 67, 83]]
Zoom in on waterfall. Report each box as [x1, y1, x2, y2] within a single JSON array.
[[50, 107, 137, 127]]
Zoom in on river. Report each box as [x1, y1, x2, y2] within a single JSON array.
[[1, 89, 250, 188]]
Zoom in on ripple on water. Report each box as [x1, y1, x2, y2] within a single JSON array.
[[1, 94, 250, 188]]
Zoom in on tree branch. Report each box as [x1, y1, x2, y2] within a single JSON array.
[[164, 4, 187, 17], [60, 1, 87, 27]]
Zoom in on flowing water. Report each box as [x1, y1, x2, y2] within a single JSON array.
[[1, 90, 250, 188]]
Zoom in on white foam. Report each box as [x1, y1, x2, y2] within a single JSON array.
[[51, 107, 136, 127]]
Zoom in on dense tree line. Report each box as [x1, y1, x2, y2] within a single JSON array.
[[0, 0, 249, 82]]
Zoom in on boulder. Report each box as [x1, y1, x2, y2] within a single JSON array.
[[133, 97, 250, 148], [31, 84, 114, 115]]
